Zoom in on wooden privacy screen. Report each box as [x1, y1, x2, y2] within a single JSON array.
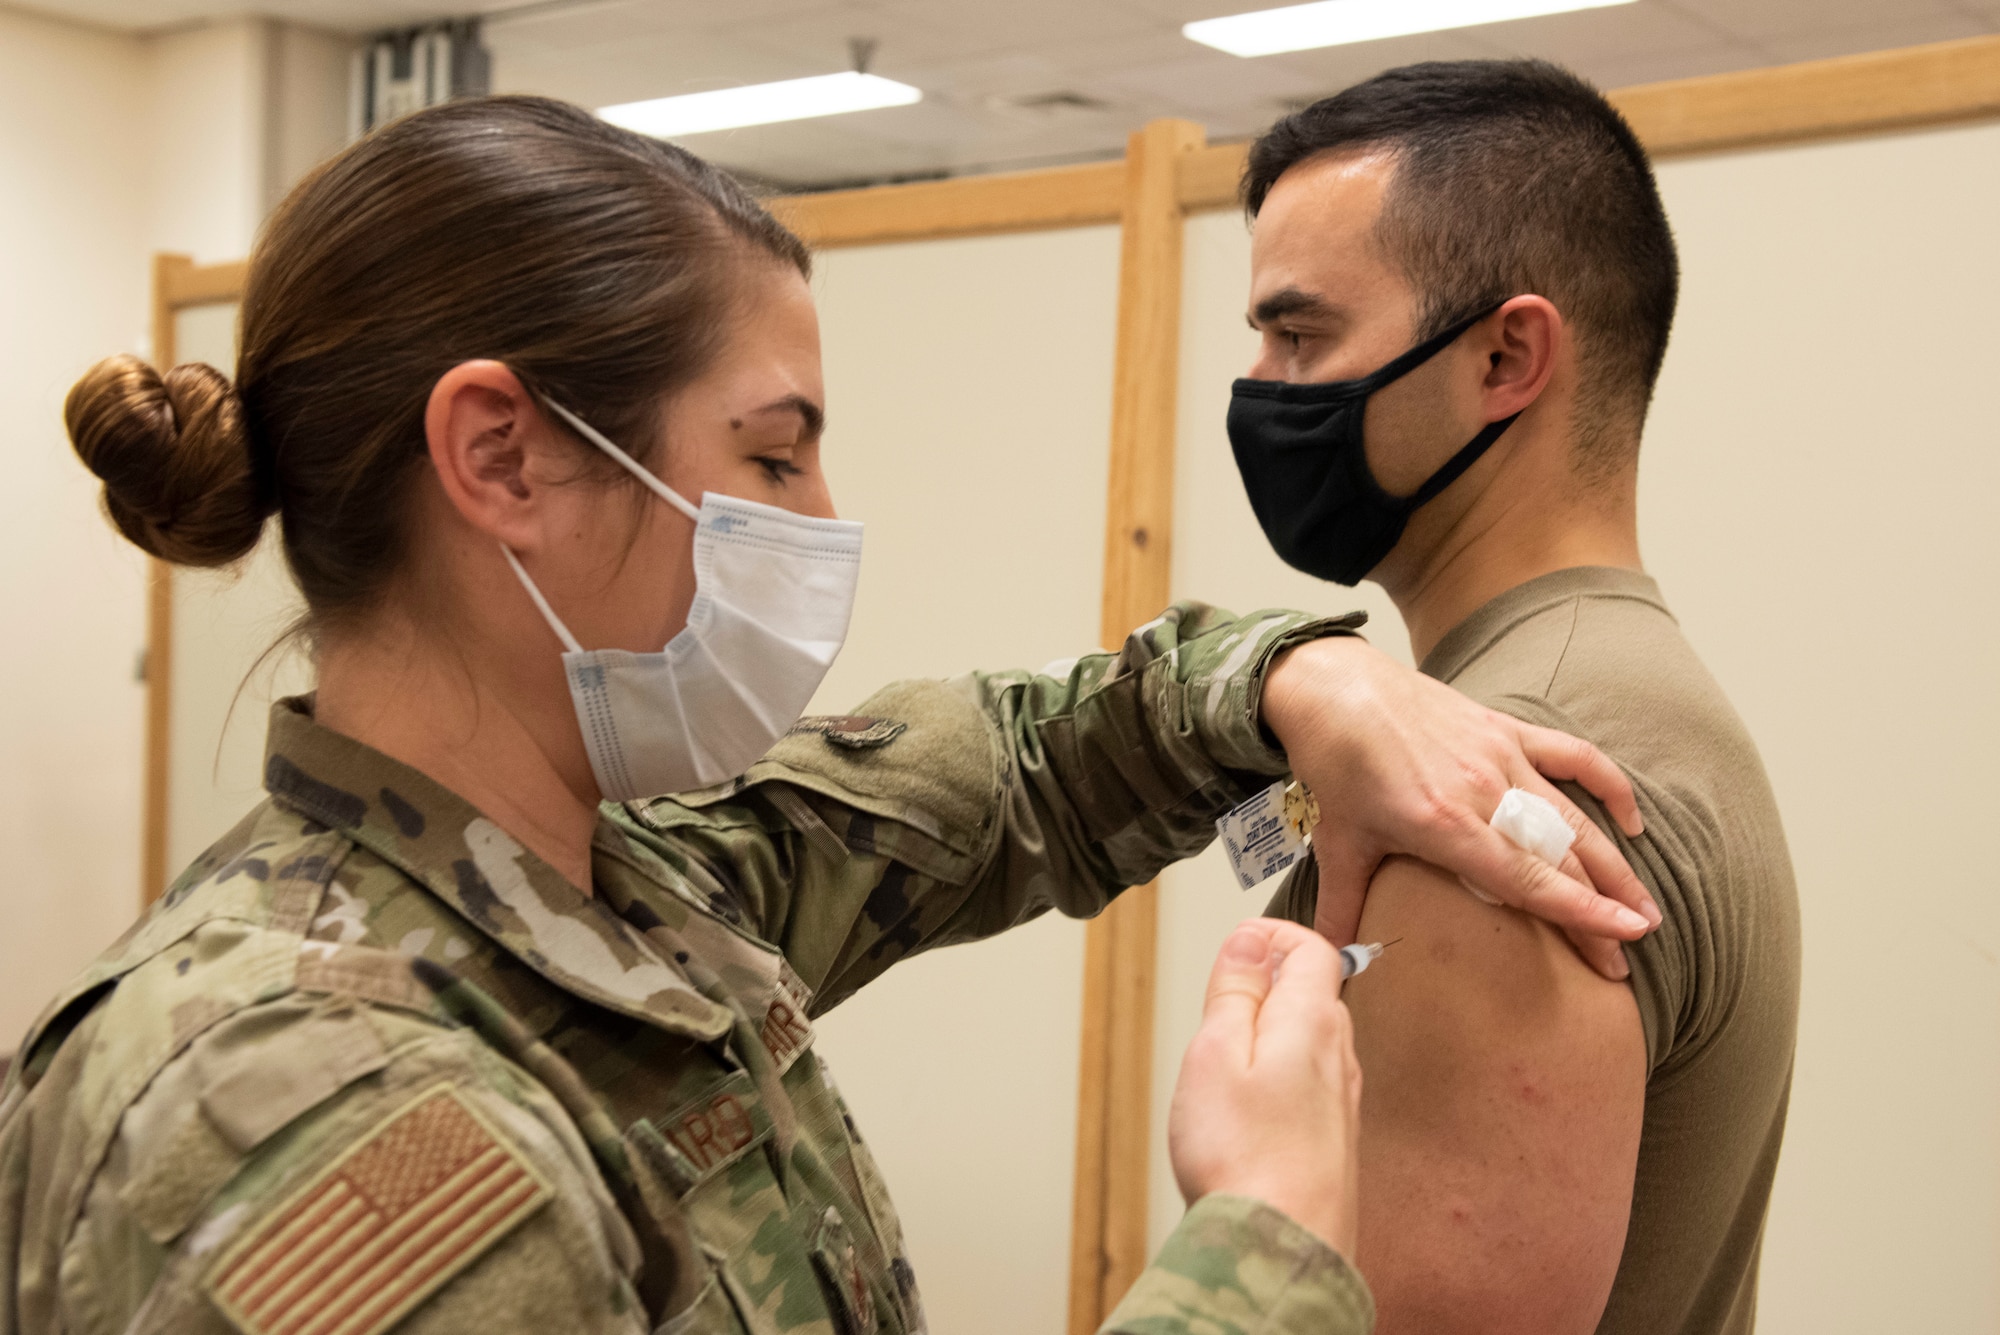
[[777, 32, 2000, 1333], [142, 253, 249, 904], [141, 32, 2000, 1334]]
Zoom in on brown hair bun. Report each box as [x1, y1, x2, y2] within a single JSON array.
[[65, 354, 268, 567]]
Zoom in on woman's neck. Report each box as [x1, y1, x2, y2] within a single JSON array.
[[312, 610, 602, 892]]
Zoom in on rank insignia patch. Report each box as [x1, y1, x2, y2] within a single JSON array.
[[205, 1084, 551, 1335], [787, 715, 907, 751]]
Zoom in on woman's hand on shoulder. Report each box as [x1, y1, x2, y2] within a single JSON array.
[[1260, 635, 1657, 981]]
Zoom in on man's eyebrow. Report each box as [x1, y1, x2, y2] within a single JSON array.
[[749, 393, 824, 437], [1248, 287, 1339, 328]]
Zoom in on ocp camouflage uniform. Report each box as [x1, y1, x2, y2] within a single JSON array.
[[0, 603, 1375, 1335]]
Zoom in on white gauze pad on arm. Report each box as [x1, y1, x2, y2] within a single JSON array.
[[1490, 787, 1577, 866]]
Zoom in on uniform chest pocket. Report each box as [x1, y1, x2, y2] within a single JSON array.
[[656, 1265, 743, 1335], [686, 1209, 880, 1335], [630, 1074, 816, 1335], [635, 1075, 891, 1335]]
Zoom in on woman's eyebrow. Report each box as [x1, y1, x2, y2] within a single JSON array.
[[750, 394, 825, 437]]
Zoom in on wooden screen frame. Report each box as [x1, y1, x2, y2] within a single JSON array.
[[141, 253, 250, 905], [139, 31, 2000, 1332]]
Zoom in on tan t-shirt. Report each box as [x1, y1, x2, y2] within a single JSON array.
[[1274, 565, 1801, 1334]]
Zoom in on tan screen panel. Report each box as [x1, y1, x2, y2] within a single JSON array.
[[804, 224, 1120, 1335], [1641, 118, 2000, 1329], [1153, 124, 2000, 1327], [1149, 208, 1412, 1253], [163, 302, 312, 878]]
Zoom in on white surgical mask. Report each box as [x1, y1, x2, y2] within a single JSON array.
[[502, 398, 862, 802]]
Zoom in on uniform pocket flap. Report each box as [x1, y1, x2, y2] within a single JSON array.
[[196, 998, 390, 1153]]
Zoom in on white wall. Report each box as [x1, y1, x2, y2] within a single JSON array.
[[1642, 120, 2000, 1333], [1148, 208, 1416, 1251], [160, 302, 312, 876], [1151, 123, 2000, 1332], [0, 8, 352, 1043], [142, 19, 267, 261], [806, 225, 1120, 1335], [141, 17, 354, 261], [0, 5, 153, 1046], [265, 22, 354, 216]]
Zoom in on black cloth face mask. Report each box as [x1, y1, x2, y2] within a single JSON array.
[[1227, 302, 1520, 586]]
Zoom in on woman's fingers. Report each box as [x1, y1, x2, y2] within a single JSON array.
[[1257, 923, 1347, 1041], [1259, 637, 1657, 951], [1167, 918, 1362, 1257], [1200, 920, 1284, 1047], [1308, 841, 1375, 948], [1563, 924, 1632, 981], [1448, 815, 1653, 940], [1515, 721, 1644, 837], [1510, 768, 1661, 929]]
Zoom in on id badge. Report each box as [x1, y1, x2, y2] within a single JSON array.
[[1215, 780, 1320, 890]]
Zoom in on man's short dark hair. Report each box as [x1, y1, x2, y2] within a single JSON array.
[[1245, 60, 1679, 465]]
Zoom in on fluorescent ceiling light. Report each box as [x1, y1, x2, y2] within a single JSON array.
[[600, 71, 921, 139], [1185, 0, 1635, 57]]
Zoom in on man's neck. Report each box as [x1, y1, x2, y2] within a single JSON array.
[[1386, 480, 1642, 664]]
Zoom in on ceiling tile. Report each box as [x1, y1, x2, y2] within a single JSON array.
[[1470, 0, 1732, 66], [1113, 0, 1282, 23], [7, 0, 446, 32], [1243, 26, 1516, 97], [873, 0, 1162, 49], [723, 0, 987, 73], [890, 50, 1069, 100], [1755, 10, 1994, 63], [1666, 0, 1965, 42], [490, 29, 803, 108], [484, 0, 802, 52], [1030, 26, 1221, 76], [30, 0, 1995, 188], [1090, 49, 1335, 118], [1582, 39, 1772, 91]]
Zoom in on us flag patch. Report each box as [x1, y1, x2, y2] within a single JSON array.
[[205, 1084, 552, 1335]]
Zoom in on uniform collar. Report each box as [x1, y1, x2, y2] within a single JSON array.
[[1420, 565, 1671, 685], [263, 697, 733, 1044]]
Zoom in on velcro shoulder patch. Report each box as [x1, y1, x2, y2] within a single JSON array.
[[755, 680, 1000, 850], [631, 679, 1001, 884], [204, 1083, 551, 1335]]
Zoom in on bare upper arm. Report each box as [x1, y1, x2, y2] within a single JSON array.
[[1344, 855, 1647, 1335]]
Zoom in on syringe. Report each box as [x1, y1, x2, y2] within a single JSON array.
[[1338, 939, 1399, 980]]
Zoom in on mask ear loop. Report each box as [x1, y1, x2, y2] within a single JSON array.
[[541, 398, 703, 524], [501, 545, 585, 654], [1358, 299, 1511, 394], [1402, 411, 1522, 510], [1370, 299, 1521, 510]]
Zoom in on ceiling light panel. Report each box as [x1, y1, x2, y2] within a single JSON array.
[[599, 71, 922, 139], [1184, 0, 1638, 57]]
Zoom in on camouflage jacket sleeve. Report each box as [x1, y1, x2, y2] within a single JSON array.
[[621, 603, 1364, 1011], [1099, 1195, 1375, 1335], [0, 964, 652, 1335]]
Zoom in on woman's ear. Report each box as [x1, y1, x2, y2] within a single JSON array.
[[1482, 295, 1563, 420], [424, 360, 551, 550]]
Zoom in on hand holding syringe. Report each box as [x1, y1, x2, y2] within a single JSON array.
[[1338, 938, 1399, 979]]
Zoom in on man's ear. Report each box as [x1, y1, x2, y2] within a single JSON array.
[[1480, 295, 1563, 421], [425, 360, 552, 551]]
